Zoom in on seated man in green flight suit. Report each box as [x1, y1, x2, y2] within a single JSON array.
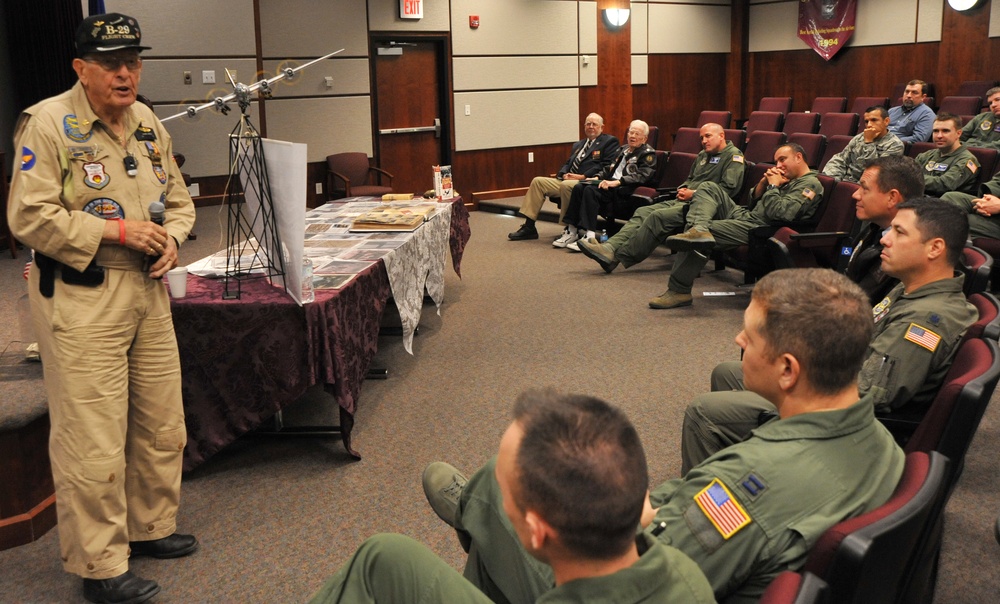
[[681, 198, 977, 473], [307, 390, 714, 604], [423, 269, 905, 604]]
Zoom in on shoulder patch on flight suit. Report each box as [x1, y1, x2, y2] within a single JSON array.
[[802, 188, 816, 200], [873, 295, 892, 324], [738, 472, 768, 500], [968, 160, 979, 173], [21, 147, 36, 170], [733, 155, 745, 163], [643, 153, 655, 166], [904, 323, 941, 352], [693, 479, 752, 540], [63, 114, 91, 142]]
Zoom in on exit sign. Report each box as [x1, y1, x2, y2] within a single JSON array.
[[400, 0, 422, 19]]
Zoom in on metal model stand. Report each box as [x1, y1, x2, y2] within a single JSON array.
[[162, 49, 344, 299], [220, 102, 283, 299]]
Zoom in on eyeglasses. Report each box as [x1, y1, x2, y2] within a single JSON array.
[[85, 54, 142, 72]]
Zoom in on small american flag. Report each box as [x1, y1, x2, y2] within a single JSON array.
[[904, 323, 941, 352], [695, 479, 751, 539]]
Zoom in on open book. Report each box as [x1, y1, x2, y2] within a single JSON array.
[[349, 204, 438, 232]]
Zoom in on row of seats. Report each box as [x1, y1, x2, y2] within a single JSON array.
[[757, 79, 998, 117]]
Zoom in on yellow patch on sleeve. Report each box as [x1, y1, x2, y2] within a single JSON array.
[[903, 323, 941, 352], [694, 479, 752, 539]]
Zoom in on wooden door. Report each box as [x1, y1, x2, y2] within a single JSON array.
[[371, 38, 450, 196]]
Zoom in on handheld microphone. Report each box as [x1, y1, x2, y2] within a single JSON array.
[[149, 201, 165, 226], [145, 201, 166, 277]]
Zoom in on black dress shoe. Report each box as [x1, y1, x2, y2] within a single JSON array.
[[129, 533, 199, 559], [508, 222, 539, 241], [83, 571, 160, 604]]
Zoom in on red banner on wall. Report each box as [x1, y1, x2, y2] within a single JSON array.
[[798, 0, 857, 61]]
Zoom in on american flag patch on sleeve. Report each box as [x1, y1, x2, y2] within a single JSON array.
[[694, 479, 751, 539], [904, 323, 941, 352]]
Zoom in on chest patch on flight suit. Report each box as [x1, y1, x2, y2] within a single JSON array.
[[694, 479, 752, 540], [904, 323, 941, 352], [738, 472, 768, 500], [709, 156, 721, 164], [63, 114, 92, 143], [21, 147, 36, 171], [873, 295, 892, 324], [83, 162, 109, 189], [153, 165, 167, 184], [135, 125, 157, 141], [926, 162, 948, 172], [82, 198, 125, 219]]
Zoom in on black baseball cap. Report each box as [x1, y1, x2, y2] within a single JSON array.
[[75, 13, 151, 56]]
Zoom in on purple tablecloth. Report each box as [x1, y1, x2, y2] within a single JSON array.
[[172, 263, 390, 470], [172, 198, 470, 471]]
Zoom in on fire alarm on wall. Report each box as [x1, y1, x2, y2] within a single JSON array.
[[469, 15, 480, 29]]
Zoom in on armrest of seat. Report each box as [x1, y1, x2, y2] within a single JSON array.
[[369, 166, 394, 184], [789, 230, 851, 249]]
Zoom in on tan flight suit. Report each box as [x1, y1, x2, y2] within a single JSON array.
[[8, 81, 195, 579]]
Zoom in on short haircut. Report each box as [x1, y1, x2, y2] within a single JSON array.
[[629, 119, 650, 136], [751, 269, 873, 395], [586, 113, 604, 126], [897, 197, 969, 266], [987, 86, 1000, 99], [779, 142, 807, 163], [865, 106, 889, 119], [907, 79, 928, 95], [865, 155, 925, 201], [934, 112, 963, 130], [512, 389, 648, 560]]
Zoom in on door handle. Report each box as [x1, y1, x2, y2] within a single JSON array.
[[380, 118, 441, 139]]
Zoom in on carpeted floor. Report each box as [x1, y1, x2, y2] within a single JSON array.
[[0, 203, 998, 602]]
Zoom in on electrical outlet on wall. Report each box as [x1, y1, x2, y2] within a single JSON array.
[[528, 152, 534, 163], [315, 183, 323, 195]]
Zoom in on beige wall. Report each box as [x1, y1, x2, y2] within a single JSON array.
[[647, 3, 731, 54], [454, 89, 580, 151]]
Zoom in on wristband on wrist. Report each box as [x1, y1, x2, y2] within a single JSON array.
[[115, 219, 126, 245]]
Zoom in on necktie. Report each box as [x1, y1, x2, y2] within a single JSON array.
[[569, 139, 593, 174]]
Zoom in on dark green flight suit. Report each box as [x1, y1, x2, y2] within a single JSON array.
[[453, 399, 903, 604], [914, 145, 980, 196], [681, 275, 976, 471], [608, 142, 746, 267], [666, 171, 823, 295], [941, 170, 1000, 239], [306, 532, 715, 604], [960, 112, 1000, 151]]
